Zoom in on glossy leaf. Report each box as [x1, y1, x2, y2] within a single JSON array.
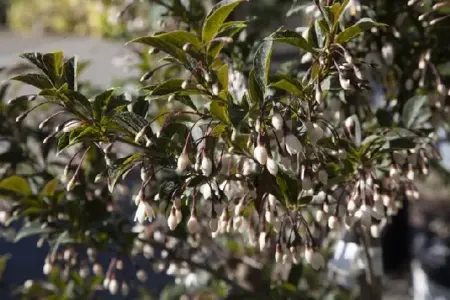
[[92, 88, 117, 120], [0, 175, 32, 196], [108, 154, 142, 192], [64, 56, 78, 91], [202, 0, 246, 43], [210, 101, 231, 125], [336, 18, 387, 44], [253, 40, 274, 90], [402, 95, 428, 128], [248, 70, 263, 106], [10, 73, 53, 89], [268, 30, 315, 53]]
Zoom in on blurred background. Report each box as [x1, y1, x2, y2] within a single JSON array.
[[1, 0, 450, 299]]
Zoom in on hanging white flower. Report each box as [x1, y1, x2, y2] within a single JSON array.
[[134, 201, 155, 224], [285, 133, 302, 155], [266, 158, 278, 175], [254, 144, 268, 165], [201, 155, 213, 176]]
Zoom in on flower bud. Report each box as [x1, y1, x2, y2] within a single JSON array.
[[168, 207, 178, 231], [254, 144, 268, 165], [66, 177, 76, 191], [63, 120, 82, 133], [109, 279, 119, 295], [268, 194, 277, 207], [271, 113, 284, 131], [43, 262, 52, 275], [344, 116, 354, 131], [407, 165, 414, 181], [354, 204, 372, 227], [181, 80, 189, 90], [201, 156, 213, 176], [182, 42, 192, 52], [328, 215, 338, 229], [212, 84, 219, 96], [177, 151, 190, 172], [259, 231, 267, 252], [307, 122, 324, 145], [370, 224, 381, 238], [285, 133, 302, 155], [275, 243, 282, 263], [265, 209, 273, 224], [187, 215, 199, 234], [266, 157, 278, 175]]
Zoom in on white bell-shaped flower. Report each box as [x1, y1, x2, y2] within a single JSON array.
[[177, 151, 190, 172], [201, 156, 213, 176], [266, 158, 278, 175], [285, 133, 302, 155], [254, 144, 268, 165], [134, 201, 155, 224], [271, 113, 284, 131]]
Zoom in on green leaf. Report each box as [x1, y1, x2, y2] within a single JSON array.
[[202, 0, 246, 43], [269, 79, 303, 97], [276, 172, 298, 205], [228, 96, 247, 127], [336, 18, 387, 44], [0, 175, 32, 196], [402, 95, 428, 129], [92, 88, 117, 120], [332, 0, 350, 27], [253, 40, 274, 90], [64, 56, 78, 91], [217, 63, 229, 98], [172, 95, 197, 111], [150, 30, 202, 49], [0, 254, 10, 281], [14, 221, 56, 242], [129, 35, 188, 64], [114, 111, 149, 134], [210, 101, 231, 125], [150, 79, 184, 97], [10, 73, 53, 89], [42, 51, 64, 82], [208, 21, 247, 59], [248, 70, 263, 106], [108, 154, 143, 192], [376, 108, 393, 127], [268, 30, 315, 53], [40, 179, 59, 196]]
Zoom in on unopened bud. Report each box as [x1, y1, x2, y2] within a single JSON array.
[[187, 215, 199, 234], [254, 144, 268, 165]]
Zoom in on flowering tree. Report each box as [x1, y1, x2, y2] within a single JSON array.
[[1, 0, 449, 298]]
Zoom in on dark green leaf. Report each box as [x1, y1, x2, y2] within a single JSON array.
[[42, 51, 64, 83], [376, 108, 393, 127], [129, 35, 188, 64], [228, 96, 247, 127], [14, 221, 56, 242], [336, 18, 387, 44], [108, 154, 142, 192], [114, 111, 149, 134], [10, 73, 53, 89], [269, 79, 303, 97], [172, 95, 197, 111], [248, 70, 263, 106], [268, 30, 315, 53], [0, 175, 32, 196], [150, 79, 184, 96], [253, 40, 274, 90], [202, 0, 246, 43], [332, 0, 350, 28], [210, 101, 231, 125], [40, 179, 59, 196], [402, 95, 428, 128], [64, 57, 78, 91], [92, 89, 117, 120]]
